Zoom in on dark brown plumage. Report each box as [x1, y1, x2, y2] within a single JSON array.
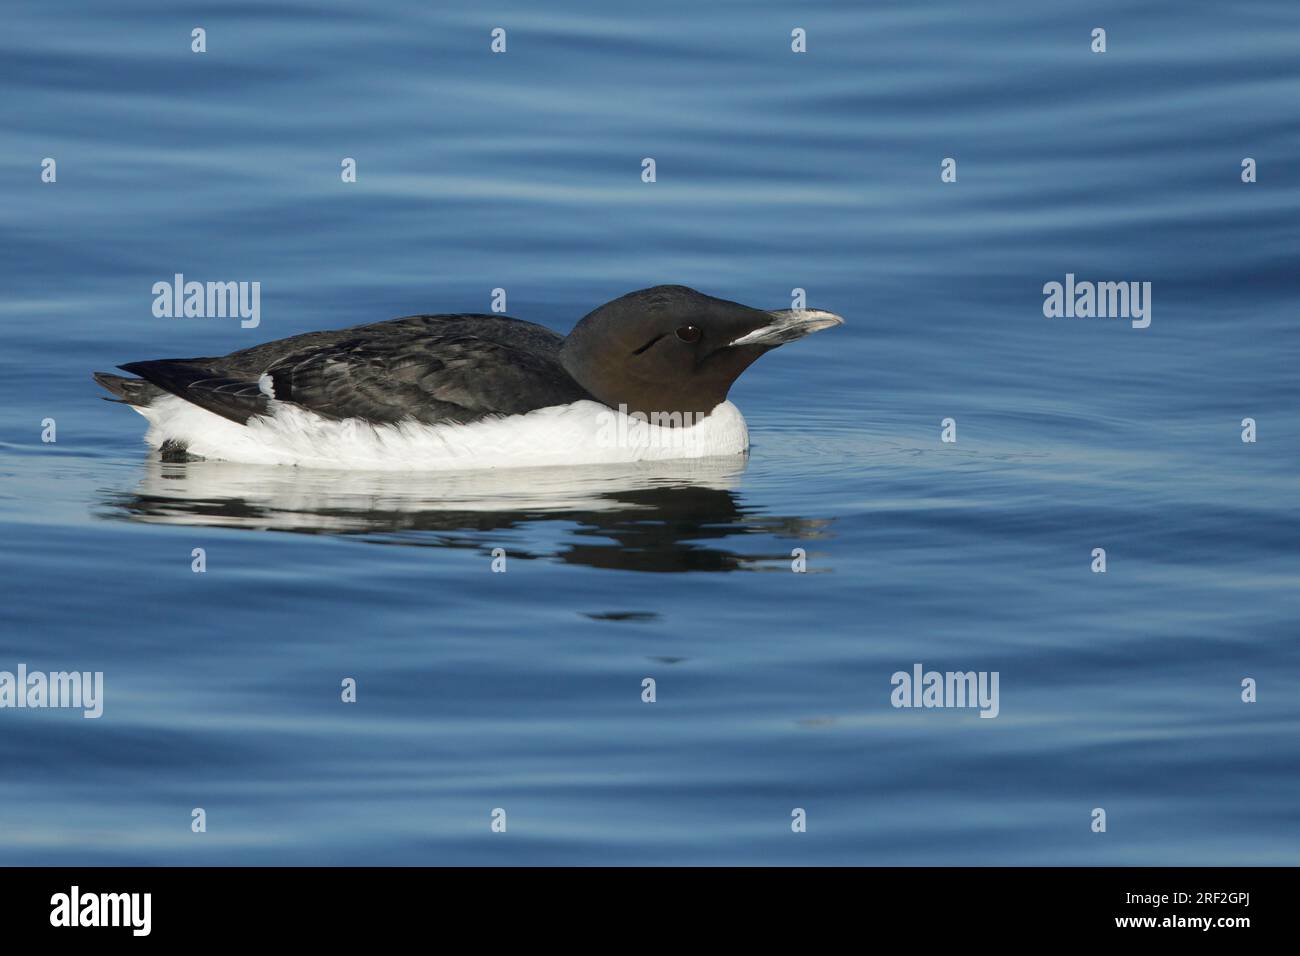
[[94, 286, 844, 441]]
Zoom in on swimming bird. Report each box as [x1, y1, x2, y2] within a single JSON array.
[[94, 285, 843, 470]]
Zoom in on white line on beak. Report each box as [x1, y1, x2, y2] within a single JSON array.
[[728, 309, 845, 347]]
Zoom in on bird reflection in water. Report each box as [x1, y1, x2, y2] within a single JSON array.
[[99, 455, 834, 573]]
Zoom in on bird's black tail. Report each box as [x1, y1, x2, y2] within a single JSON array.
[[93, 371, 163, 406]]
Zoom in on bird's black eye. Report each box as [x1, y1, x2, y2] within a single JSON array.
[[675, 325, 702, 343]]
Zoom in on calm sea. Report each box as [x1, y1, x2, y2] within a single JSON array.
[[0, 0, 1297, 864]]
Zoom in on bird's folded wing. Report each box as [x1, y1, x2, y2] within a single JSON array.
[[121, 321, 588, 427]]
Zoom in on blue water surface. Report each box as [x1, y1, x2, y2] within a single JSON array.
[[1, 0, 1297, 864]]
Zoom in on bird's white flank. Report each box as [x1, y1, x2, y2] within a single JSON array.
[[135, 396, 749, 471]]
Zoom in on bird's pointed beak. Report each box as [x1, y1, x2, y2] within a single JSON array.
[[728, 309, 845, 347]]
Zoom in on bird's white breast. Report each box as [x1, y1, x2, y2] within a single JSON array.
[[136, 397, 749, 471]]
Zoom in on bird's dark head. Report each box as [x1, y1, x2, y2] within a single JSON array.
[[560, 285, 843, 420]]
